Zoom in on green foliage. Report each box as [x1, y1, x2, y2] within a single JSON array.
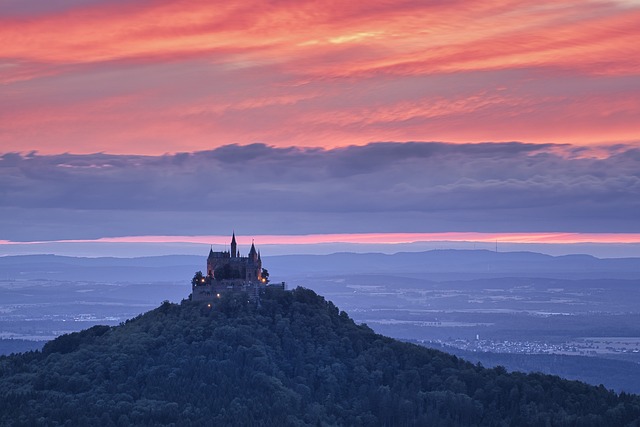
[[42, 325, 111, 355], [0, 287, 639, 426], [191, 271, 204, 286]]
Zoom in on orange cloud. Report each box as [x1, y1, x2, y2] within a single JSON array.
[[3, 1, 638, 76], [3, 232, 640, 246], [1, 0, 639, 154]]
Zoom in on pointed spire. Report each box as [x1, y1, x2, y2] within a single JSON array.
[[208, 245, 214, 258], [249, 239, 257, 261], [231, 231, 237, 258]]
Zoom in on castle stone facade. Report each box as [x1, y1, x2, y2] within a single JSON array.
[[192, 233, 282, 302], [206, 232, 263, 282]]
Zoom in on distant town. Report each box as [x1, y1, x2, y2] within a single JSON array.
[[429, 337, 640, 356]]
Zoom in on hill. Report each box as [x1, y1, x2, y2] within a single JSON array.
[[266, 250, 640, 279], [2, 250, 640, 282], [0, 254, 202, 282], [1, 288, 639, 426]]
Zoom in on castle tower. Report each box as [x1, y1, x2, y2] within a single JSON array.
[[192, 232, 283, 302], [249, 241, 257, 262], [231, 232, 237, 258], [207, 246, 214, 276]]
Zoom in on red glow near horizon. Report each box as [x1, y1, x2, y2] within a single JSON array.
[[3, 233, 640, 247], [1, 0, 639, 154]]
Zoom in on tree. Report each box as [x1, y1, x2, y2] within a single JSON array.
[[2, 288, 640, 425], [191, 271, 205, 286], [261, 268, 270, 284]]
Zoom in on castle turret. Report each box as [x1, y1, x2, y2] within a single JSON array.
[[249, 241, 258, 262], [192, 232, 281, 301], [231, 232, 237, 258], [207, 246, 214, 276]]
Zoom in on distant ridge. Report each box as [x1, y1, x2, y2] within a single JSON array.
[[265, 250, 640, 279], [0, 254, 203, 267], [2, 250, 639, 281], [0, 254, 203, 282]]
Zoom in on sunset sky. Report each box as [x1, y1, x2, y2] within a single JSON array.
[[1, 0, 639, 256]]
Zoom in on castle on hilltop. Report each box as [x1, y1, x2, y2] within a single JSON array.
[[207, 232, 263, 283], [191, 233, 284, 301]]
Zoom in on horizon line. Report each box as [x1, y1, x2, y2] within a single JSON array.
[[3, 232, 640, 246]]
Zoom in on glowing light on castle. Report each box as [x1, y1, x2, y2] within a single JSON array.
[[190, 233, 281, 302]]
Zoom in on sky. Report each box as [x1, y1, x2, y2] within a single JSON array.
[[1, 0, 639, 257]]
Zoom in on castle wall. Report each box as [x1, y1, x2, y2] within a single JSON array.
[[207, 254, 262, 282], [192, 280, 261, 302], [196, 235, 269, 302]]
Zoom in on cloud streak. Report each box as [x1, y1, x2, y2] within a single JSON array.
[[1, 0, 639, 153], [1, 142, 638, 241], [2, 2, 638, 246], [4, 232, 640, 246]]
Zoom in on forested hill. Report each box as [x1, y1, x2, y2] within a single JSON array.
[[1, 289, 639, 426]]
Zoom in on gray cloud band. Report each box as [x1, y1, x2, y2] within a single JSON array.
[[1, 142, 639, 240]]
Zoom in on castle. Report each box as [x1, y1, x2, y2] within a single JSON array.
[[207, 232, 263, 283], [191, 233, 283, 301]]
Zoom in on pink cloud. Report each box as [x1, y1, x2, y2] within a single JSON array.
[[1, 0, 639, 154], [4, 232, 640, 246]]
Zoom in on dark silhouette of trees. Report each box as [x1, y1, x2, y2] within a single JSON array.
[[190, 271, 204, 286], [0, 287, 639, 425]]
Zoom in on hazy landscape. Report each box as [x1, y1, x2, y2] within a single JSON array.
[[2, 0, 640, 424], [2, 250, 639, 394]]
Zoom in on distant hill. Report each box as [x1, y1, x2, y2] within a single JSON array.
[[0, 288, 638, 425], [266, 250, 640, 279], [0, 254, 203, 282], [2, 250, 639, 282]]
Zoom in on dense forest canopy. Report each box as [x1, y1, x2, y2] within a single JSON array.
[[1, 288, 639, 426]]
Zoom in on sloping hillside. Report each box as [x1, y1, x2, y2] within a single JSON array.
[[0, 288, 639, 426]]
